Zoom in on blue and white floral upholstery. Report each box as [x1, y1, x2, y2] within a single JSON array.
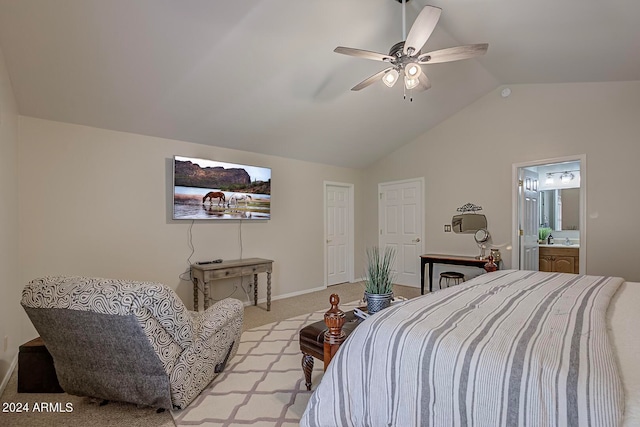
[[21, 276, 244, 409]]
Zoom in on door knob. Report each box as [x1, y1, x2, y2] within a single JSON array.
[[413, 238, 421, 243]]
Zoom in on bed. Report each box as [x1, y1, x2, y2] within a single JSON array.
[[301, 270, 640, 427]]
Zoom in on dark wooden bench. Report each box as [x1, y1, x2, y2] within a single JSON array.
[[299, 295, 363, 390], [18, 337, 64, 393]]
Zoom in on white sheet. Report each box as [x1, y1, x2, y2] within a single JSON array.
[[609, 281, 640, 426]]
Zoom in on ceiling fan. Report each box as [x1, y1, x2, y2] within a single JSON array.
[[335, 1, 488, 100]]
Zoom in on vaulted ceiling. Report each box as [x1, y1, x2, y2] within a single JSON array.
[[1, 0, 639, 168]]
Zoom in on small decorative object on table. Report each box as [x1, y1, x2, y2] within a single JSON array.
[[363, 246, 396, 314], [354, 295, 408, 320], [353, 306, 370, 320], [483, 255, 498, 272], [474, 228, 491, 259]]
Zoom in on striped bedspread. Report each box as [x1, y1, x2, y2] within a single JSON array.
[[301, 270, 624, 427]]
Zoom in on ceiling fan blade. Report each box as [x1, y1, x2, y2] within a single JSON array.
[[414, 73, 431, 92], [351, 67, 393, 91], [334, 46, 393, 62], [403, 6, 442, 56], [418, 43, 488, 64]]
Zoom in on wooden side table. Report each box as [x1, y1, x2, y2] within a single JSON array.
[[18, 337, 64, 393], [191, 258, 273, 311], [420, 254, 499, 294]]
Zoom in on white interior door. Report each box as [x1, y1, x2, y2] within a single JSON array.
[[379, 179, 424, 287], [326, 184, 352, 286], [519, 168, 539, 270]]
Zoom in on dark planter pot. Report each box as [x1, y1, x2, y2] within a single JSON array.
[[364, 292, 393, 314]]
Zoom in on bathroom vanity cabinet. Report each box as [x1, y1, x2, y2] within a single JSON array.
[[539, 246, 579, 274]]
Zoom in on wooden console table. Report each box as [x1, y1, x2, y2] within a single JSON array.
[[191, 258, 273, 311], [420, 254, 497, 294]]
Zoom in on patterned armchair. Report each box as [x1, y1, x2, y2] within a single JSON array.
[[21, 276, 244, 409]]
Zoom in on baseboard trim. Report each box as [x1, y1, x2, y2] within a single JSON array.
[[0, 353, 18, 397], [243, 284, 328, 307]]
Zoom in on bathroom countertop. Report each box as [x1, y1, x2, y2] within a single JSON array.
[[539, 243, 580, 249]]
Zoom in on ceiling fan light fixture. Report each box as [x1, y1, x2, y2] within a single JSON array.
[[405, 62, 421, 78], [334, 5, 488, 99], [404, 75, 419, 90], [382, 69, 400, 87]]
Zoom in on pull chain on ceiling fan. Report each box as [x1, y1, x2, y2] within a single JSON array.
[[334, 1, 489, 101]]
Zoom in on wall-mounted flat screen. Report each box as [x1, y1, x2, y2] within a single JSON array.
[[173, 155, 271, 220]]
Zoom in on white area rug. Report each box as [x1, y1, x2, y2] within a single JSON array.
[[171, 302, 361, 426]]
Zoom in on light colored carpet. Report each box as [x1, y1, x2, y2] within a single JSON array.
[[171, 284, 421, 426], [242, 282, 421, 331], [171, 299, 365, 427], [0, 282, 421, 426], [0, 369, 175, 427]]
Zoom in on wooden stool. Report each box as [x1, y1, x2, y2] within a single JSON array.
[[439, 271, 465, 289], [299, 295, 363, 390]]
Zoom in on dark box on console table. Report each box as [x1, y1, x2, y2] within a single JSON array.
[[18, 337, 64, 393]]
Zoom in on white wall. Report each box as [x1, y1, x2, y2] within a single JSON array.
[[11, 81, 640, 373], [18, 118, 364, 312], [0, 45, 21, 385], [364, 81, 640, 282]]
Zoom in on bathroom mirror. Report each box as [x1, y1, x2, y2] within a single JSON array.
[[539, 188, 580, 231], [452, 214, 487, 234]]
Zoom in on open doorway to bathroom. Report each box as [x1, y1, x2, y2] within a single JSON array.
[[511, 155, 586, 274]]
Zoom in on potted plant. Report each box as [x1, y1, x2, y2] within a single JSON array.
[[538, 227, 552, 244], [363, 246, 396, 314]]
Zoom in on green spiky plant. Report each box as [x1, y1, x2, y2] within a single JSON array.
[[538, 227, 552, 242], [363, 246, 396, 295]]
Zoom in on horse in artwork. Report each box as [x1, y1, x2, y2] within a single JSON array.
[[202, 191, 226, 207], [228, 194, 252, 208]]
